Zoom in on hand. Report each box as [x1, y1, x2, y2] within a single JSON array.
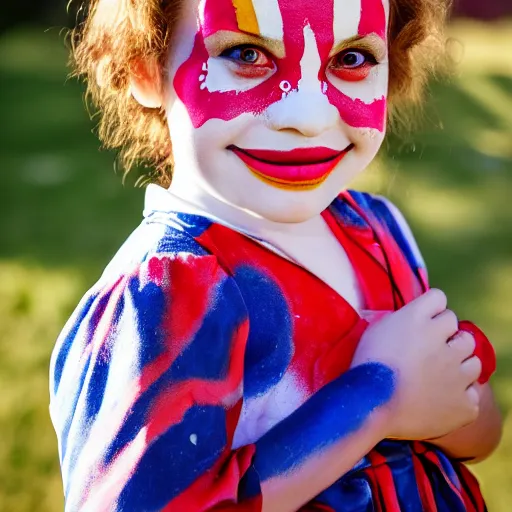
[[352, 289, 481, 440]]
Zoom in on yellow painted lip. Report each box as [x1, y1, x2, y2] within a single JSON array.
[[247, 166, 330, 191]]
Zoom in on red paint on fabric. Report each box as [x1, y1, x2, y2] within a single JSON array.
[[164, 445, 262, 511], [367, 451, 402, 511], [164, 255, 220, 349], [422, 448, 466, 504], [141, 255, 219, 390], [145, 320, 249, 441], [173, 0, 387, 131], [411, 448, 439, 512], [457, 463, 487, 512], [147, 256, 166, 285]]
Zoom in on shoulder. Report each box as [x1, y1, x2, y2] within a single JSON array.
[[50, 211, 248, 400], [55, 209, 243, 363], [97, 211, 214, 286]]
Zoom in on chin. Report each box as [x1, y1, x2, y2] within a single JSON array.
[[240, 189, 335, 223]]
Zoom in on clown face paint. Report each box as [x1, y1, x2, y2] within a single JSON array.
[[165, 0, 389, 222], [175, 0, 387, 130]]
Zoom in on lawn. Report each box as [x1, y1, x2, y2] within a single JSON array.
[[0, 20, 511, 511]]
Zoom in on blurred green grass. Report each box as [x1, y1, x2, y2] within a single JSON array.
[[0, 21, 511, 512]]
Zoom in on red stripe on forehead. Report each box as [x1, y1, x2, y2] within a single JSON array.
[[201, 0, 239, 37], [279, 0, 334, 53], [358, 0, 386, 39]]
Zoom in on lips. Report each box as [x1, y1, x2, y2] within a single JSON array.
[[228, 145, 353, 190]]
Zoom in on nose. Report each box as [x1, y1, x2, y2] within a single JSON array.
[[264, 23, 341, 137], [264, 87, 340, 137]]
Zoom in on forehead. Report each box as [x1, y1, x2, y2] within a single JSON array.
[[200, 0, 387, 41]]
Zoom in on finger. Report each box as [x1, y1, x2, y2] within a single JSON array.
[[408, 288, 448, 318], [433, 309, 459, 339], [465, 384, 480, 409], [448, 332, 476, 361], [460, 355, 483, 385], [463, 384, 480, 423]]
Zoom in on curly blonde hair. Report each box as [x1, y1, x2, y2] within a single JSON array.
[[71, 0, 451, 186]]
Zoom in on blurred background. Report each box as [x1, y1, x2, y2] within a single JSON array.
[[0, 1, 511, 510]]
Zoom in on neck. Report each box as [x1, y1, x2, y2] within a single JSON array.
[[168, 173, 323, 237]]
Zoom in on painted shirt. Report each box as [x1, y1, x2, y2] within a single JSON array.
[[49, 189, 495, 511]]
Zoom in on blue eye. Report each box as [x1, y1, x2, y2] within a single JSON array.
[[340, 51, 366, 68], [330, 49, 378, 81], [221, 45, 264, 64]]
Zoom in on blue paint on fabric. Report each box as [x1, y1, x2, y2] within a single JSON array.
[[330, 195, 369, 229], [174, 212, 213, 238], [238, 464, 262, 501], [429, 467, 467, 512], [103, 273, 246, 465], [53, 292, 98, 394], [59, 289, 114, 466], [118, 405, 227, 510], [103, 368, 165, 467], [96, 274, 169, 466], [60, 352, 92, 475], [169, 275, 247, 381], [233, 265, 293, 398], [432, 444, 462, 490], [128, 274, 167, 370], [369, 196, 424, 275], [154, 228, 210, 256], [385, 447, 424, 511], [316, 476, 375, 512]]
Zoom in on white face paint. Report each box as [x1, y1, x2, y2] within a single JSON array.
[[165, 0, 389, 223], [249, 0, 284, 39]]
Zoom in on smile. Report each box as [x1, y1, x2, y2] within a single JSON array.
[[228, 145, 354, 190]]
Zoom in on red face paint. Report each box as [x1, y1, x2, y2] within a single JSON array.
[[358, 0, 387, 38], [173, 0, 387, 131]]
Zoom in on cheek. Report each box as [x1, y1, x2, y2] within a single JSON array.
[[167, 103, 254, 167], [327, 88, 387, 132], [351, 127, 386, 161], [325, 62, 389, 132]]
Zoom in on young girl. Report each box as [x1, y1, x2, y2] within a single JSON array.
[[50, 0, 501, 510]]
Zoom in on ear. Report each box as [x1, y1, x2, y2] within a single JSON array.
[[129, 57, 163, 109]]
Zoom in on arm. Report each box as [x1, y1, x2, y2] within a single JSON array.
[[374, 196, 501, 461], [427, 382, 502, 463], [256, 363, 393, 512], [50, 251, 393, 512]]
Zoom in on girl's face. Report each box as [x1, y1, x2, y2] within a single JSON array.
[[165, 0, 389, 222]]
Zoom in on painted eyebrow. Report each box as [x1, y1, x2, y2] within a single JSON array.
[[204, 30, 286, 59], [330, 34, 387, 61]]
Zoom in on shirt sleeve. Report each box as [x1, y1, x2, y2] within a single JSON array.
[[373, 195, 496, 384], [49, 251, 263, 511]]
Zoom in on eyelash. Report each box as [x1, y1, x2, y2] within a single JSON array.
[[219, 44, 378, 82]]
